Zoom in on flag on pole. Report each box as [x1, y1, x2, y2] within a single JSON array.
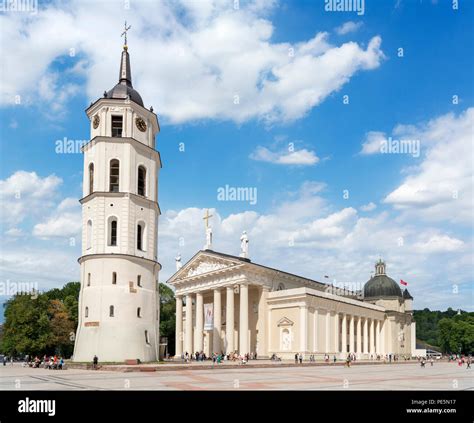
[[400, 279, 408, 286]]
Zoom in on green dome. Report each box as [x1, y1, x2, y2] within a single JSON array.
[[364, 274, 402, 298], [363, 260, 402, 299]]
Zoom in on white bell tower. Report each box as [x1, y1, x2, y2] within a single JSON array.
[[73, 33, 161, 362]]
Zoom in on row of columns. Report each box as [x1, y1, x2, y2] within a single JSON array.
[[335, 313, 385, 356], [175, 284, 250, 356]]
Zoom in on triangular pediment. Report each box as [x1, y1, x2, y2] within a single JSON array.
[[277, 317, 294, 327], [168, 250, 245, 284]]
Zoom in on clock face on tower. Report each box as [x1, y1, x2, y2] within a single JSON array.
[[135, 117, 147, 132], [93, 114, 100, 129]]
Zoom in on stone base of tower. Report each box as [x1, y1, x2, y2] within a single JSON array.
[[73, 255, 160, 363], [73, 322, 159, 363]]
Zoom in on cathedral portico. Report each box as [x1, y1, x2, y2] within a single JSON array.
[[169, 249, 415, 360]]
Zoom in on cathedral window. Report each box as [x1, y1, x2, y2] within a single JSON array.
[[137, 307, 141, 318], [137, 275, 142, 287], [85, 307, 89, 318], [87, 273, 91, 286], [111, 115, 123, 137], [112, 272, 117, 285], [145, 330, 150, 344], [137, 165, 146, 196], [109, 159, 120, 192], [109, 305, 115, 317], [109, 218, 118, 246], [88, 163, 94, 194]]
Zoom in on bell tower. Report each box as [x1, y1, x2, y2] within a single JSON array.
[[73, 30, 162, 362]]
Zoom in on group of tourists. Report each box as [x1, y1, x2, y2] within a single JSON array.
[[23, 355, 65, 370], [447, 355, 472, 369], [180, 350, 258, 364]]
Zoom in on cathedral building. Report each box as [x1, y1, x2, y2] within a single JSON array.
[[73, 38, 161, 362], [169, 248, 416, 360]]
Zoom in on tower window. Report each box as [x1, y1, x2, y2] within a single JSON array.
[[145, 330, 149, 344], [109, 159, 120, 192], [109, 305, 115, 317], [87, 273, 91, 286], [137, 307, 141, 318], [137, 223, 143, 251], [86, 220, 92, 250], [85, 307, 89, 318], [137, 166, 146, 196], [109, 219, 118, 246], [137, 275, 142, 287], [111, 115, 123, 137], [112, 272, 117, 285], [88, 163, 94, 194]]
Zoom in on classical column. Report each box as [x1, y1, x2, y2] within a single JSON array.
[[356, 317, 362, 358], [300, 306, 308, 353], [185, 294, 193, 354], [349, 315, 354, 354], [363, 317, 368, 355], [212, 289, 222, 354], [175, 295, 183, 357], [325, 311, 330, 353], [380, 319, 386, 355], [375, 320, 380, 355], [341, 314, 347, 356], [333, 312, 339, 353], [313, 309, 319, 352], [195, 292, 204, 352], [369, 318, 375, 356], [256, 286, 269, 357], [226, 286, 234, 353], [239, 284, 249, 355]]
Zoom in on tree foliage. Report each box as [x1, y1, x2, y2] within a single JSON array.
[[159, 283, 176, 355], [1, 282, 80, 358], [414, 308, 473, 354]]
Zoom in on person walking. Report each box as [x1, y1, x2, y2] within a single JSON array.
[[294, 353, 298, 364], [299, 353, 303, 364], [93, 355, 98, 370]]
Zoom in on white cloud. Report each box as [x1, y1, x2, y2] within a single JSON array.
[[0, 0, 385, 124], [360, 131, 387, 155], [335, 21, 363, 35], [250, 145, 319, 165], [0, 171, 62, 226], [33, 197, 81, 238], [383, 108, 473, 225], [4, 227, 24, 237], [360, 202, 377, 212], [412, 235, 465, 254]]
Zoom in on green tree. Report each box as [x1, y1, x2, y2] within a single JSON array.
[[159, 283, 176, 355], [1, 293, 52, 357], [1, 282, 80, 358]]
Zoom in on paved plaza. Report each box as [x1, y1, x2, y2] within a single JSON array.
[[0, 362, 471, 390]]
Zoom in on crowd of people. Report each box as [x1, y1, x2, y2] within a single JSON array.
[[23, 355, 65, 370], [180, 351, 258, 365]]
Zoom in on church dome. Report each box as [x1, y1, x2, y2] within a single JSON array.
[[363, 260, 402, 299], [105, 46, 144, 107]]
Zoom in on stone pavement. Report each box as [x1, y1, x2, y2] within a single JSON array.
[[0, 362, 471, 390]]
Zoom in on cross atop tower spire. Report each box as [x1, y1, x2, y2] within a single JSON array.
[[121, 21, 131, 49]]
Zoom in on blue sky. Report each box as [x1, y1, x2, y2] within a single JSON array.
[[0, 0, 473, 322]]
